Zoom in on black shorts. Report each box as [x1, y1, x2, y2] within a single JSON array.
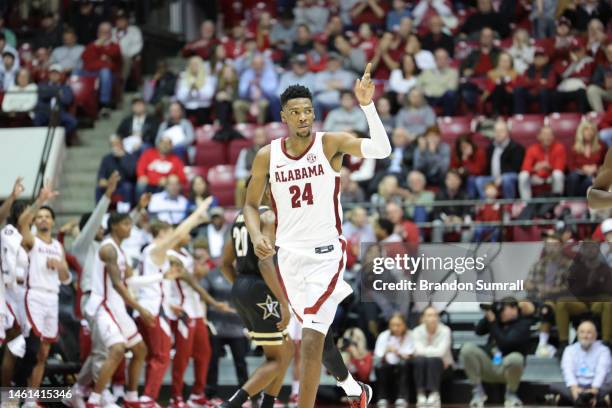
[[231, 274, 286, 346]]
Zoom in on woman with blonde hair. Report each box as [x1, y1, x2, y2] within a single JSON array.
[[215, 63, 239, 130], [482, 52, 521, 116], [374, 313, 413, 407], [370, 175, 403, 214], [412, 306, 453, 408], [566, 120, 606, 196], [175, 55, 217, 125]]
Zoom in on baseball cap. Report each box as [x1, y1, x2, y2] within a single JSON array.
[[534, 46, 547, 55], [601, 218, 612, 235], [49, 64, 63, 72]]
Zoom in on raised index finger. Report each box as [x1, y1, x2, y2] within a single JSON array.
[[363, 62, 372, 79]]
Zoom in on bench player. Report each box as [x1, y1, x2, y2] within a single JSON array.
[[244, 63, 391, 408]]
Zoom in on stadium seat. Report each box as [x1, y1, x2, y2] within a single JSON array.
[[228, 138, 254, 164], [207, 164, 236, 206], [437, 116, 473, 143], [195, 139, 227, 168], [234, 123, 258, 139], [195, 124, 219, 143], [69, 75, 98, 119], [508, 114, 545, 143], [265, 122, 289, 139], [546, 112, 581, 146]]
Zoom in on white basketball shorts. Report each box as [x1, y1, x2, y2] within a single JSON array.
[[95, 301, 142, 348], [25, 289, 58, 342], [276, 237, 352, 335]]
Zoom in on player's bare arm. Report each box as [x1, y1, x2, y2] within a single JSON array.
[[244, 145, 275, 260], [18, 180, 59, 251], [150, 196, 213, 265], [0, 177, 24, 225], [258, 209, 290, 330], [220, 238, 238, 284], [587, 148, 612, 210], [101, 243, 154, 326], [322, 62, 392, 163], [49, 248, 71, 284]]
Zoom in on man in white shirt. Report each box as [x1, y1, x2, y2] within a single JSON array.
[[148, 174, 188, 224], [112, 10, 143, 84], [551, 320, 612, 406], [50, 28, 84, 73], [206, 208, 227, 258]]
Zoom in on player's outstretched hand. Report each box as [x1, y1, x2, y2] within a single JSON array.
[[277, 303, 290, 331], [253, 235, 275, 259], [11, 177, 25, 199], [38, 179, 59, 203], [195, 196, 214, 216], [354, 62, 375, 106]]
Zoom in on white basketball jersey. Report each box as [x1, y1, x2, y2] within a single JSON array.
[[269, 132, 343, 249], [91, 238, 128, 308], [138, 244, 170, 316], [26, 237, 65, 294], [1, 224, 28, 285], [167, 248, 205, 318]]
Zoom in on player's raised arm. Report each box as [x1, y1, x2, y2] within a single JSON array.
[[0, 177, 24, 225], [18, 180, 59, 251], [324, 63, 392, 159], [150, 196, 213, 264], [587, 148, 612, 210], [244, 146, 274, 259]]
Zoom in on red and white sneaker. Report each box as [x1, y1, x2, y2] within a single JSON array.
[[187, 394, 213, 408], [287, 394, 298, 408], [348, 382, 372, 408], [273, 400, 286, 408], [139, 400, 163, 408], [168, 397, 188, 408], [85, 404, 102, 408], [123, 401, 143, 408]]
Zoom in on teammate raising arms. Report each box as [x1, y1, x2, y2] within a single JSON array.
[[587, 148, 612, 209], [244, 63, 391, 408]]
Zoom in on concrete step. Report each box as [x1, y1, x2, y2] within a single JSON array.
[[55, 199, 95, 215]]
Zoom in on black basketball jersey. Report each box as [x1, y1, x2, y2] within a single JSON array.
[[231, 207, 269, 276]]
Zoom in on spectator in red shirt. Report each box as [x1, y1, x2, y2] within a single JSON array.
[[548, 17, 574, 63], [482, 52, 521, 116], [350, 0, 389, 28], [182, 20, 217, 60], [513, 46, 557, 114], [221, 25, 248, 60], [371, 30, 404, 81], [136, 136, 187, 198], [339, 327, 373, 386], [306, 34, 329, 73], [566, 120, 606, 197], [554, 37, 594, 113], [30, 47, 51, 83], [586, 19, 607, 66], [586, 42, 612, 113], [451, 134, 487, 197], [459, 27, 502, 111], [81, 22, 122, 114], [385, 201, 420, 244], [518, 126, 567, 199], [474, 182, 503, 242]]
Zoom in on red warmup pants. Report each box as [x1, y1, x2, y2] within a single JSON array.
[[170, 319, 195, 397], [137, 316, 171, 399], [80, 322, 126, 385], [191, 317, 212, 395]]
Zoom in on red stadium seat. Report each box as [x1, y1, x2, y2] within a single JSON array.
[[184, 166, 208, 180], [265, 122, 289, 139], [195, 139, 227, 168], [546, 112, 581, 146], [228, 138, 254, 164], [69, 75, 98, 119], [207, 164, 236, 206], [508, 114, 545, 144], [196, 124, 219, 143], [437, 116, 473, 143], [234, 123, 258, 139]]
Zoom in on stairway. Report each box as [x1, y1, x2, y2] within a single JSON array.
[[55, 99, 134, 226]]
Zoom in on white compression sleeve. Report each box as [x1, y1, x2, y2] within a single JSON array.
[[359, 102, 392, 159]]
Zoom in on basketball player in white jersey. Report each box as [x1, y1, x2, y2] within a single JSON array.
[[85, 211, 154, 408], [20, 201, 71, 396], [136, 197, 214, 405], [166, 233, 231, 408], [588, 148, 612, 209], [244, 63, 391, 408]]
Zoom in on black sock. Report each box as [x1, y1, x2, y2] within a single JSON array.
[[228, 388, 249, 408], [260, 393, 276, 408], [321, 330, 349, 381]]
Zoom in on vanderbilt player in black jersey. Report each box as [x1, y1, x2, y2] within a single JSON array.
[[219, 179, 294, 408]]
